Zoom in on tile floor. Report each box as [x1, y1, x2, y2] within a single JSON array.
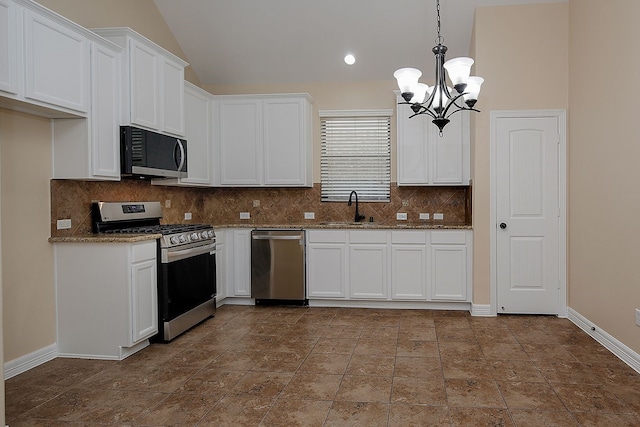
[[6, 306, 640, 426]]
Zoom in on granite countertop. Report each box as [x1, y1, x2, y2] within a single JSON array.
[[213, 223, 472, 230], [48, 233, 161, 243], [48, 223, 472, 243]]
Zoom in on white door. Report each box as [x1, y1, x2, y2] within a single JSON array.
[[495, 113, 563, 314]]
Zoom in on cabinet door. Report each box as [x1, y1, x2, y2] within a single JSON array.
[[430, 112, 467, 184], [91, 42, 120, 178], [129, 38, 159, 130], [430, 245, 467, 301], [263, 97, 308, 186], [349, 244, 387, 299], [215, 241, 226, 301], [232, 229, 252, 296], [307, 244, 347, 298], [391, 245, 427, 300], [181, 83, 212, 185], [397, 97, 429, 185], [130, 259, 158, 343], [219, 99, 262, 185], [24, 9, 90, 113], [161, 57, 185, 136], [0, 0, 17, 95]]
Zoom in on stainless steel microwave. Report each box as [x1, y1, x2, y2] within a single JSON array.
[[121, 126, 188, 179]]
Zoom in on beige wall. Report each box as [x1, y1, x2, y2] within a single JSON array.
[[205, 81, 399, 183], [471, 3, 569, 303], [568, 0, 640, 353], [0, 109, 56, 361], [37, 0, 200, 85]]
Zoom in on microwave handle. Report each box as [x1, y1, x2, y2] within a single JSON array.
[[174, 139, 186, 172]]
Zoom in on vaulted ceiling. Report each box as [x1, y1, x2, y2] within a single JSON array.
[[153, 0, 567, 86]]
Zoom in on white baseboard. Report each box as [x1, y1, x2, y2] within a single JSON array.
[[568, 307, 640, 374], [4, 343, 58, 380], [471, 304, 493, 317]]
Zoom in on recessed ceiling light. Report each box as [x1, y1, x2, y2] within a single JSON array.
[[344, 54, 356, 65]]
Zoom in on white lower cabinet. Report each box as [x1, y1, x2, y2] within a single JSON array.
[[214, 232, 226, 302], [348, 230, 388, 299], [55, 240, 158, 360], [307, 230, 347, 298], [430, 231, 471, 301], [391, 231, 428, 300], [225, 228, 251, 297], [307, 228, 471, 305]]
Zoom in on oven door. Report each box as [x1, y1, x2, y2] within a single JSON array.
[[159, 242, 217, 322]]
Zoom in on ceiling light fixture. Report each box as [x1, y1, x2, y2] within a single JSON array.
[[393, 0, 483, 135], [344, 54, 356, 65]]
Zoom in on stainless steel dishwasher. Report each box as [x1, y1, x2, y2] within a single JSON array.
[[251, 229, 307, 305]]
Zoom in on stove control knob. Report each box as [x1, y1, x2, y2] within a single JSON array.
[[190, 232, 200, 241], [179, 234, 187, 243], [170, 236, 180, 245], [200, 231, 209, 239], [208, 230, 215, 238]]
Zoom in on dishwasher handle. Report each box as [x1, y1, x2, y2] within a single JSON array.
[[251, 234, 303, 240]]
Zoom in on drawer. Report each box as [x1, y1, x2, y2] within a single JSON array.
[[307, 230, 347, 243], [431, 231, 467, 245], [132, 241, 157, 262], [349, 230, 387, 244], [391, 231, 427, 244]]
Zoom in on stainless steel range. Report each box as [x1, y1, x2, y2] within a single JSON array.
[[92, 201, 216, 342]]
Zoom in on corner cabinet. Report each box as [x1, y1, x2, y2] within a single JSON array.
[[214, 93, 313, 187], [92, 27, 187, 137], [55, 240, 158, 360], [0, 0, 92, 117], [396, 93, 470, 186]]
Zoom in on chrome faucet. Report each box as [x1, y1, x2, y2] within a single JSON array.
[[348, 191, 366, 223]]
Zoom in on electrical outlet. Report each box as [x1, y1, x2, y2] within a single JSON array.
[[184, 212, 192, 220], [402, 199, 409, 207], [165, 200, 171, 208], [56, 219, 72, 230], [419, 213, 430, 220], [240, 212, 250, 219], [433, 213, 444, 220], [636, 309, 640, 326], [253, 200, 260, 207], [304, 212, 315, 220], [396, 213, 407, 220]]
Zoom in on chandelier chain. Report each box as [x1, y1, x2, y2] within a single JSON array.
[[435, 0, 444, 45]]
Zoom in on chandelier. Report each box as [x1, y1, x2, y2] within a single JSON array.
[[394, 0, 484, 134]]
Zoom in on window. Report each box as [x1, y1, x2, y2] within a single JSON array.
[[320, 109, 392, 202]]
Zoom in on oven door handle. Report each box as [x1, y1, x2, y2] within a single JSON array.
[[163, 242, 217, 263]]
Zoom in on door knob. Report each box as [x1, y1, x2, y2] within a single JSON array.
[[499, 222, 507, 229]]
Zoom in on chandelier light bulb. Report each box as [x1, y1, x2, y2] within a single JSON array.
[[443, 57, 474, 93], [410, 83, 429, 104], [393, 68, 422, 102], [463, 76, 484, 107]]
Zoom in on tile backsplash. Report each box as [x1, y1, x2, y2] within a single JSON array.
[[50, 180, 470, 236]]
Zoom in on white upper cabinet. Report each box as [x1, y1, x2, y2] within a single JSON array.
[[217, 97, 263, 186], [215, 93, 313, 187], [396, 93, 470, 186], [0, 0, 92, 117], [92, 27, 188, 137], [52, 38, 122, 180], [0, 0, 17, 95], [154, 81, 216, 187]]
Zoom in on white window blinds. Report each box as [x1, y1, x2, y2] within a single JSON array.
[[320, 110, 392, 202]]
